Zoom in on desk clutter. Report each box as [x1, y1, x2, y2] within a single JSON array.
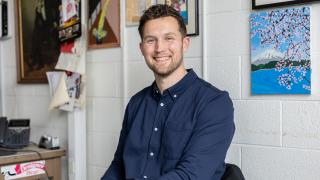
[[0, 117, 60, 151], [0, 117, 30, 149], [0, 116, 63, 179], [0, 144, 66, 180], [46, 0, 85, 112]]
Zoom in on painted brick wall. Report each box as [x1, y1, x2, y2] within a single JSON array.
[[86, 48, 123, 178], [87, 0, 320, 179], [2, 0, 320, 179], [208, 0, 320, 179]]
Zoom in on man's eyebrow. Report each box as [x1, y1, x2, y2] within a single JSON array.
[[143, 32, 178, 40], [143, 35, 156, 39], [164, 32, 177, 36]]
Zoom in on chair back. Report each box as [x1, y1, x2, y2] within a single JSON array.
[[221, 163, 245, 180]]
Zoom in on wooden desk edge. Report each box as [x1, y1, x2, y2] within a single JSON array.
[[0, 146, 66, 166]]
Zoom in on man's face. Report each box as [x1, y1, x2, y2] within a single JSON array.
[[140, 16, 190, 77]]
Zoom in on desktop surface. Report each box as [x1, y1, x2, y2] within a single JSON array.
[[0, 149, 16, 156]]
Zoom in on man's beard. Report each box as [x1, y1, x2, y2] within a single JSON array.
[[148, 56, 183, 78]]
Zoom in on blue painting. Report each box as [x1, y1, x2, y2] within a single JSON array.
[[159, 0, 188, 24], [250, 7, 311, 94]]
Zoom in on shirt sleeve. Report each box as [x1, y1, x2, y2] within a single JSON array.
[[100, 105, 130, 180], [156, 92, 235, 180]]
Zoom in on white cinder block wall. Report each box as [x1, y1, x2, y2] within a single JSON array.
[[89, 0, 320, 179], [208, 1, 320, 180], [86, 48, 124, 179], [2, 0, 320, 179]]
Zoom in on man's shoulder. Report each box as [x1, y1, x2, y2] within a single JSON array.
[[191, 78, 233, 114], [195, 78, 229, 99], [194, 79, 234, 122], [128, 85, 152, 105]]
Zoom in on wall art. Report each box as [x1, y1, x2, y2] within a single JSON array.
[[250, 7, 311, 94], [88, 0, 120, 49], [252, 0, 320, 9], [157, 0, 199, 36]]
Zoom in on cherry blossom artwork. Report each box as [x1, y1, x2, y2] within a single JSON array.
[[250, 7, 311, 94]]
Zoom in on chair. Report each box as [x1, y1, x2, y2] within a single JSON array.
[[221, 163, 245, 180]]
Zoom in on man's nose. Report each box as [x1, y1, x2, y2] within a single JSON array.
[[155, 40, 165, 52]]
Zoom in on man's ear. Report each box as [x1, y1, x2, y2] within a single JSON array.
[[182, 36, 190, 52], [139, 42, 143, 54]]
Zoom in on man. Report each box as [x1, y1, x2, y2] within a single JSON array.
[[101, 4, 235, 180]]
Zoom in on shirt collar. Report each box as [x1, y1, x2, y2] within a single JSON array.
[[152, 69, 198, 100]]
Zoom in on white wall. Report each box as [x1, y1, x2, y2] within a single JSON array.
[[2, 0, 320, 179], [88, 0, 320, 180], [207, 0, 320, 180], [86, 47, 124, 179]]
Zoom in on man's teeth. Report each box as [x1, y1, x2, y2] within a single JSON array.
[[155, 57, 169, 61]]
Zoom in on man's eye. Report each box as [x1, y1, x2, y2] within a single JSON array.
[[145, 39, 155, 43], [166, 37, 174, 41]]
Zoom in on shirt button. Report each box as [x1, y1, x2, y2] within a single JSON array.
[[173, 94, 177, 98], [143, 175, 148, 179], [150, 152, 154, 156], [160, 102, 164, 106], [154, 127, 158, 131]]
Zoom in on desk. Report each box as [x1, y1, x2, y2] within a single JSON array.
[[0, 145, 66, 180]]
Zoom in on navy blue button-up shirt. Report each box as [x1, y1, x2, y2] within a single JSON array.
[[102, 69, 235, 180]]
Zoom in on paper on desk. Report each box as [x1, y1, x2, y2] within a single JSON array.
[[59, 88, 76, 111], [75, 74, 86, 108], [59, 72, 81, 111], [46, 72, 64, 97], [61, 0, 77, 22], [47, 72, 70, 110], [60, 41, 75, 53], [1, 160, 46, 179], [55, 39, 85, 74], [56, 53, 80, 73]]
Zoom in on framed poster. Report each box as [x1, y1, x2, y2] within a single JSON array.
[[58, 0, 81, 43], [157, 0, 199, 36], [126, 0, 156, 26], [16, 0, 61, 83], [88, 0, 120, 49], [252, 0, 320, 9]]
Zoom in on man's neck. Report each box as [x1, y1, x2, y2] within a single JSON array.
[[155, 68, 187, 94]]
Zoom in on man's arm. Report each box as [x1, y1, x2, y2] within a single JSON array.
[[157, 92, 235, 180], [101, 106, 129, 180]]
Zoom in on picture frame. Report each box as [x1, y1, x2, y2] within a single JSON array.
[[16, 0, 61, 83], [250, 7, 311, 94], [126, 0, 155, 26], [252, 0, 320, 9], [88, 0, 120, 49], [157, 0, 199, 36], [58, 1, 81, 43]]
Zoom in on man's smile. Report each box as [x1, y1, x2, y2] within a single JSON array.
[[154, 56, 171, 64]]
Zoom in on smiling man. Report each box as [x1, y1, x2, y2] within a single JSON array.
[[101, 4, 235, 180]]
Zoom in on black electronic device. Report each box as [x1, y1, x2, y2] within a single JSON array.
[[0, 0, 8, 37], [0, 118, 30, 149], [0, 116, 7, 144]]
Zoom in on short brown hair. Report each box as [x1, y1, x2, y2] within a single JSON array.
[[138, 4, 187, 39]]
